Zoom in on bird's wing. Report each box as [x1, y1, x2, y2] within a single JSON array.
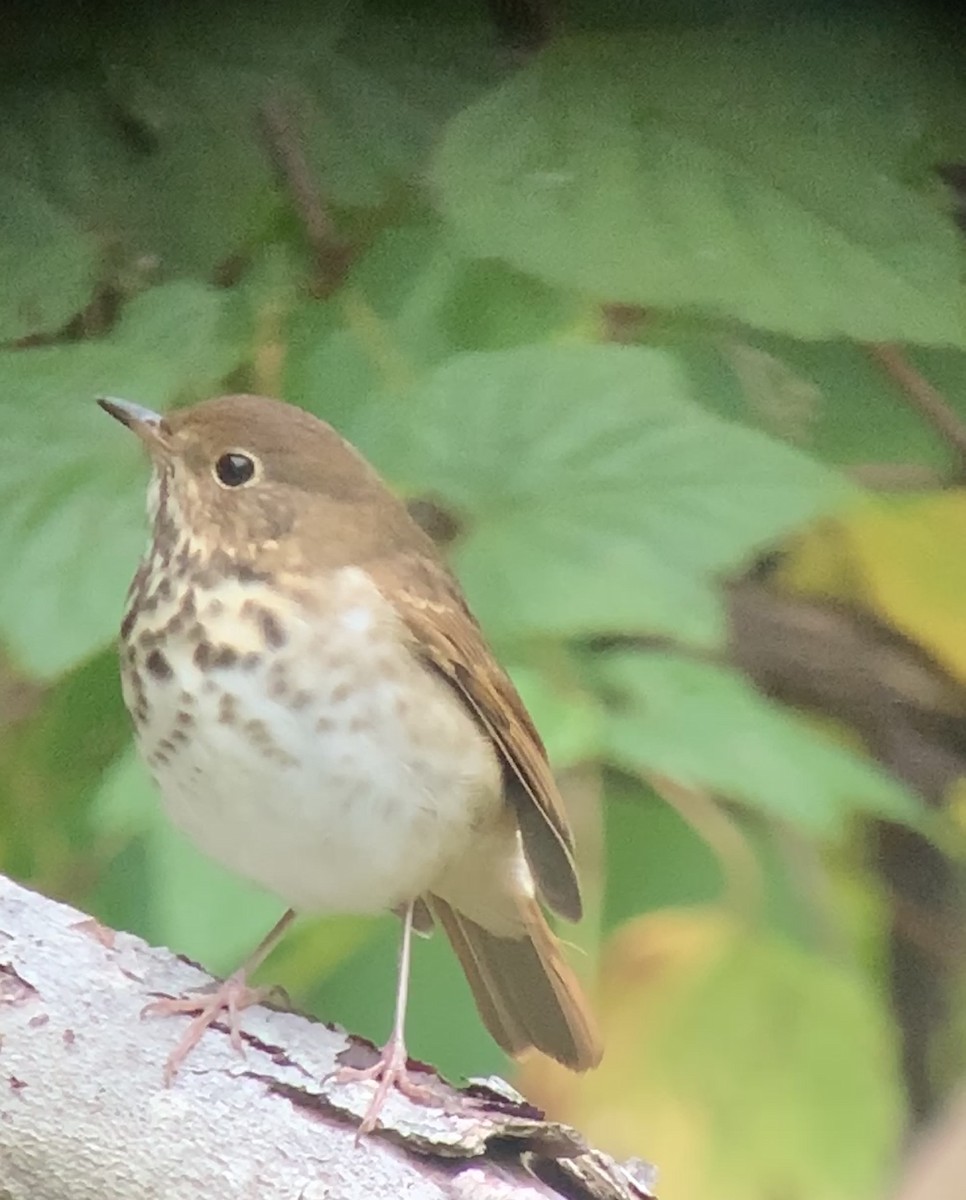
[[369, 553, 582, 922]]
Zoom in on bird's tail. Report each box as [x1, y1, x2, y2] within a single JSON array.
[[429, 893, 602, 1071]]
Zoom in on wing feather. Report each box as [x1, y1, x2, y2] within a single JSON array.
[[369, 554, 583, 922]]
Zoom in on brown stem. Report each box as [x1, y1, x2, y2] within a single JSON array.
[[258, 95, 351, 298], [866, 343, 966, 469], [846, 462, 946, 490]]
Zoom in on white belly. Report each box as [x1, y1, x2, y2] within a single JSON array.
[[125, 566, 503, 914]]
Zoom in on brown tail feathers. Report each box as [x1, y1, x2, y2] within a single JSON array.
[[429, 894, 602, 1071]]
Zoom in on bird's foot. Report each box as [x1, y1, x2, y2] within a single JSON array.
[[336, 1033, 439, 1136], [141, 971, 271, 1084]]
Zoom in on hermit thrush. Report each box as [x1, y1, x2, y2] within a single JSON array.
[[99, 393, 602, 1132]]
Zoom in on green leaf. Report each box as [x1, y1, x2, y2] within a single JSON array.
[[509, 663, 603, 767], [110, 280, 245, 387], [285, 223, 453, 427], [434, 22, 966, 344], [285, 222, 579, 428], [676, 333, 966, 470], [598, 650, 920, 831], [351, 344, 846, 646], [604, 775, 725, 928], [603, 772, 857, 947], [0, 177, 100, 342], [0, 649, 129, 886], [0, 5, 508, 277], [0, 282, 245, 677]]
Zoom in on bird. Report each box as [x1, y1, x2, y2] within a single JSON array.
[[99, 392, 602, 1132]]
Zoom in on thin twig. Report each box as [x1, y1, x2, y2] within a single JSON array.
[[866, 342, 966, 469], [258, 95, 351, 298]]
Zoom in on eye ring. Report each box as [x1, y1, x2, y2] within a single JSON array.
[[214, 451, 259, 488]]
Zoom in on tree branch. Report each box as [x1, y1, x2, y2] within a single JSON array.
[[726, 578, 966, 1122], [0, 875, 651, 1200], [258, 95, 352, 298], [866, 343, 966, 471]]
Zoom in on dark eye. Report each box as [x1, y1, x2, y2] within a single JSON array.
[[214, 452, 257, 488]]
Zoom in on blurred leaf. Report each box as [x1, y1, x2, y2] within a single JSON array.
[[110, 280, 245, 387], [285, 223, 454, 426], [602, 773, 841, 950], [678, 334, 966, 469], [604, 775, 724, 930], [435, 22, 966, 343], [0, 3, 506, 278], [285, 223, 580, 428], [0, 649, 128, 887], [760, 339, 966, 469], [598, 651, 920, 830], [337, 3, 505, 124], [93, 834, 155, 941], [148, 822, 285, 972], [522, 908, 903, 1200], [0, 177, 100, 342], [508, 661, 604, 767], [89, 741, 155, 840], [0, 282, 246, 677], [264, 914, 378, 996], [350, 344, 847, 647], [777, 492, 966, 689]]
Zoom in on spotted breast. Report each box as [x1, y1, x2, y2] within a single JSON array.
[[121, 543, 504, 915], [104, 393, 601, 1130]]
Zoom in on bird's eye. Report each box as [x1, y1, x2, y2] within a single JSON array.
[[214, 452, 258, 488]]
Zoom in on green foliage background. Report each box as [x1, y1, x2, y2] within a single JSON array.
[[2, 2, 965, 1197]]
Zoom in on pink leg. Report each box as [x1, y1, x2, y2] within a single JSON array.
[[142, 909, 295, 1084], [335, 900, 439, 1134]]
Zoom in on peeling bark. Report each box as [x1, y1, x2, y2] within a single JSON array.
[[0, 875, 653, 1200]]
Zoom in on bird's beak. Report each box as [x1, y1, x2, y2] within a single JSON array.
[[97, 397, 170, 453]]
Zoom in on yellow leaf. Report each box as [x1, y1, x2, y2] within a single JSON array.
[[519, 907, 902, 1200], [945, 778, 966, 838], [777, 493, 966, 688]]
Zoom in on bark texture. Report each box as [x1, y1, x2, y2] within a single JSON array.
[[0, 875, 653, 1200]]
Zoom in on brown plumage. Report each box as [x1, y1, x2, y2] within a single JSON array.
[[100, 392, 602, 1129]]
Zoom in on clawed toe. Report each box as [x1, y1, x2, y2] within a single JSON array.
[[336, 1037, 440, 1135], [142, 973, 270, 1082]]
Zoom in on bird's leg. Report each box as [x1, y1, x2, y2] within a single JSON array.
[[335, 900, 438, 1134], [142, 908, 296, 1084]]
